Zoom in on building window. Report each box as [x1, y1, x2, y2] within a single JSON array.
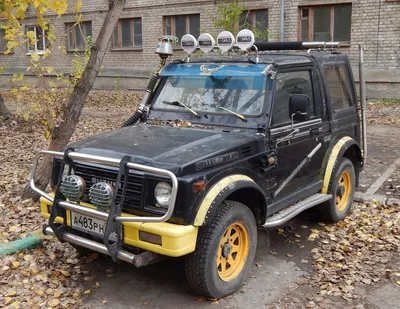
[[300, 4, 352, 43], [66, 21, 92, 51], [239, 10, 268, 42], [27, 26, 48, 53], [112, 18, 142, 48], [323, 63, 354, 111], [164, 14, 200, 42], [0, 29, 7, 53]]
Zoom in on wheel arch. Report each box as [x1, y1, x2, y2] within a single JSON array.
[[321, 136, 363, 194], [193, 175, 267, 227]]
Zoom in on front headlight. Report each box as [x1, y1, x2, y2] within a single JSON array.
[[154, 182, 172, 208]]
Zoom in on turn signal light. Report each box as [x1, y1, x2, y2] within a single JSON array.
[[193, 180, 206, 192]]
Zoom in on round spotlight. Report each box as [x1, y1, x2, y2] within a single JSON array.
[[236, 29, 255, 51], [60, 175, 86, 202], [89, 182, 114, 211], [217, 31, 235, 53], [198, 33, 215, 54], [181, 34, 198, 54]]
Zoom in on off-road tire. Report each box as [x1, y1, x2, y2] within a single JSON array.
[[319, 158, 356, 222], [184, 200, 257, 299]]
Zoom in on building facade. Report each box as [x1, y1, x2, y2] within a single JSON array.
[[0, 0, 399, 98]]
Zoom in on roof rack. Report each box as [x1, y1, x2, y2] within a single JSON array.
[[255, 41, 340, 51]]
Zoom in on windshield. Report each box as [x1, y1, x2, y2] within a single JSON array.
[[152, 74, 267, 117]]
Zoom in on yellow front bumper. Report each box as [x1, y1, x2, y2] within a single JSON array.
[[40, 197, 198, 257]]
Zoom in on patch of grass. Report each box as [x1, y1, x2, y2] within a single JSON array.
[[370, 98, 400, 104]]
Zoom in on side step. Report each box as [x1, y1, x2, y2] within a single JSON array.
[[263, 193, 332, 228]]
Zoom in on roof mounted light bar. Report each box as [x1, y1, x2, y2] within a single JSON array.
[[180, 29, 340, 62], [181, 29, 258, 61]]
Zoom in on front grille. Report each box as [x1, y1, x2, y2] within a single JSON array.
[[74, 163, 144, 209]]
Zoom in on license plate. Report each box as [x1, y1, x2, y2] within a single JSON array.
[[71, 212, 118, 241]]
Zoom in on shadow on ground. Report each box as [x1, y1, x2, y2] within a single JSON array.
[[83, 211, 321, 309]]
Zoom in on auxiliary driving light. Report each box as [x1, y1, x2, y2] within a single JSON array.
[[217, 31, 235, 53], [60, 175, 86, 202], [236, 29, 255, 51], [89, 182, 114, 211], [181, 34, 198, 54], [198, 33, 215, 54]]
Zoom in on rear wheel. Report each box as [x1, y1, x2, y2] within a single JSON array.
[[319, 158, 356, 222], [185, 200, 257, 299]]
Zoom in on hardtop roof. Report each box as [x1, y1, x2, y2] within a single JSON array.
[[172, 51, 348, 68]]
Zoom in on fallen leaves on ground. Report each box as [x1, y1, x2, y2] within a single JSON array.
[[367, 100, 400, 127], [0, 96, 131, 308], [309, 201, 400, 301]]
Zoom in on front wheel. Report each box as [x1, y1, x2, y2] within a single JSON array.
[[319, 158, 356, 222], [184, 200, 257, 299]]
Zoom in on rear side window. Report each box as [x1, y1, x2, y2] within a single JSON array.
[[272, 70, 315, 126], [323, 64, 354, 111]]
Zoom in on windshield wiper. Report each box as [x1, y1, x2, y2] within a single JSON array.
[[217, 107, 247, 122], [162, 101, 200, 118]]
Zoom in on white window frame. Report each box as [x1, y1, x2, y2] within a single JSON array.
[[27, 26, 47, 54]]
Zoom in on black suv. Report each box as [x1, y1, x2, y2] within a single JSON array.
[[30, 36, 364, 299]]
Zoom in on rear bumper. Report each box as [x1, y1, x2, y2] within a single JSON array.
[[40, 197, 198, 258]]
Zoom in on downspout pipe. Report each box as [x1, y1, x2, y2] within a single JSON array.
[[280, 0, 285, 41], [359, 45, 368, 161]]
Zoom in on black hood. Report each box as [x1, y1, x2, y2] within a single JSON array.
[[68, 125, 259, 175]]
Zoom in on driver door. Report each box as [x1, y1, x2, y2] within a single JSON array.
[[268, 68, 327, 212]]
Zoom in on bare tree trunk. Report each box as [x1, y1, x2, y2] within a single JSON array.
[[22, 0, 127, 200], [0, 94, 11, 119]]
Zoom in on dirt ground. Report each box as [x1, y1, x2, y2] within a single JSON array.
[[0, 93, 399, 309]]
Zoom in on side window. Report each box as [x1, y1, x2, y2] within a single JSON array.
[[272, 71, 316, 126], [323, 64, 353, 111]]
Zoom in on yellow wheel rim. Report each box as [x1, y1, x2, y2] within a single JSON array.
[[336, 170, 352, 212], [216, 222, 249, 282]]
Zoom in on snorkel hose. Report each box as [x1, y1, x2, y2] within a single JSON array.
[[122, 36, 178, 127]]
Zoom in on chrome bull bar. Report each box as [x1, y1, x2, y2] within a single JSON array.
[[43, 226, 161, 267], [30, 150, 178, 223]]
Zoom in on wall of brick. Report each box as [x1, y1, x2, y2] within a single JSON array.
[[0, 0, 399, 97]]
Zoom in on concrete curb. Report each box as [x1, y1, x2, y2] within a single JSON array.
[[354, 191, 400, 206], [0, 229, 45, 255]]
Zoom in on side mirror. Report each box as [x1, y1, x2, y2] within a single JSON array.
[[289, 94, 310, 128]]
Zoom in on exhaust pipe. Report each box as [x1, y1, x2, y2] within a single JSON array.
[[359, 45, 368, 161]]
